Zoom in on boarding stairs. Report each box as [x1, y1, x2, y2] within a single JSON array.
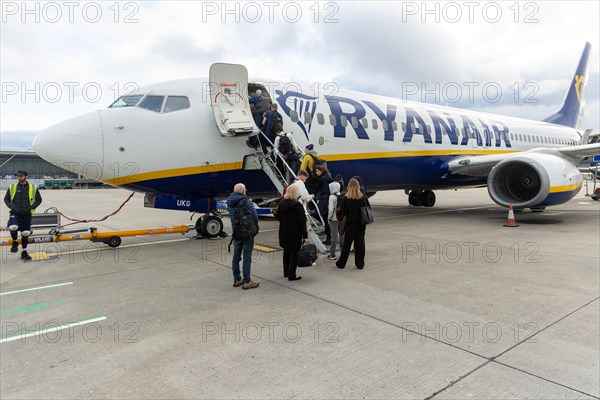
[[258, 133, 327, 254]]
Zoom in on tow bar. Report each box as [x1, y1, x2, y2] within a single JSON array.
[[1, 225, 193, 248]]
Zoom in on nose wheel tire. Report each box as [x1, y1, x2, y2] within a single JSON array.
[[196, 215, 224, 238]]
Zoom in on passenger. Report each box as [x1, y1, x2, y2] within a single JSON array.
[[327, 181, 344, 261], [291, 170, 315, 210], [276, 185, 308, 281], [314, 164, 333, 245], [273, 127, 300, 184], [336, 178, 368, 270], [226, 183, 259, 290], [352, 175, 371, 208], [300, 144, 319, 193], [249, 89, 270, 129], [262, 103, 283, 150], [4, 170, 42, 261]]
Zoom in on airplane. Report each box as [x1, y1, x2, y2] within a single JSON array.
[[33, 43, 600, 239]]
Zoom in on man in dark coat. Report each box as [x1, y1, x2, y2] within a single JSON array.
[[276, 185, 308, 281], [226, 183, 259, 290]]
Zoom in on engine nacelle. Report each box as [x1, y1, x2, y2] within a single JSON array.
[[487, 153, 582, 208]]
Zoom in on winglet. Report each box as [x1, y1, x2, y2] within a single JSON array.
[[543, 42, 591, 129]]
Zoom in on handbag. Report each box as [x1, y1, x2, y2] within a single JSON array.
[[360, 198, 374, 225], [297, 241, 317, 267]]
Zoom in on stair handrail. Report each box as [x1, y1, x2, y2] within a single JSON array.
[[257, 130, 326, 229]]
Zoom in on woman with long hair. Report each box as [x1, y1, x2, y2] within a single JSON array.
[[336, 178, 367, 269], [276, 185, 308, 281]]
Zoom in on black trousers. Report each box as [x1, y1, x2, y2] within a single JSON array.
[[336, 224, 366, 268], [283, 248, 299, 279]]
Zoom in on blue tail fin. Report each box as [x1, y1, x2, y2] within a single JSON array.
[[543, 42, 591, 129]]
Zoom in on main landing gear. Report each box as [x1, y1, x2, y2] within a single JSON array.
[[194, 212, 226, 238], [408, 190, 436, 207]]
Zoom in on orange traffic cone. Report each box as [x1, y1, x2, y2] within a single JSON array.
[[503, 204, 519, 227]]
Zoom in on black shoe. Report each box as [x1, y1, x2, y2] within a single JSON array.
[[336, 262, 345, 269], [21, 251, 32, 261], [10, 243, 18, 253], [356, 266, 364, 270], [288, 276, 302, 281]]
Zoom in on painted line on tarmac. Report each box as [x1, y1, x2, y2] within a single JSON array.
[[1, 315, 107, 344], [0, 300, 65, 316], [0, 282, 74, 297], [254, 244, 279, 252], [375, 206, 490, 220]]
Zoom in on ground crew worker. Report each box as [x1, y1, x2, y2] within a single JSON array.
[[4, 170, 42, 260]]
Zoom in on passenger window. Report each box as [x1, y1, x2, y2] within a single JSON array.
[[164, 96, 190, 113], [382, 120, 388, 131], [290, 110, 299, 123], [401, 122, 407, 132], [372, 119, 378, 130], [361, 118, 368, 129], [139, 95, 165, 113], [340, 115, 348, 127], [329, 114, 336, 126], [392, 121, 398, 131], [317, 113, 325, 125], [304, 112, 313, 124], [351, 116, 359, 129]]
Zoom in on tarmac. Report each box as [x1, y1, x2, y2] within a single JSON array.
[[1, 187, 599, 399]]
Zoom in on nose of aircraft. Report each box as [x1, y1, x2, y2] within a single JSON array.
[[33, 111, 104, 180]]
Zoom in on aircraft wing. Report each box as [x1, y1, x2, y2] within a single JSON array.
[[448, 143, 600, 177]]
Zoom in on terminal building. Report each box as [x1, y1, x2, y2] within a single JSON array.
[[1, 150, 77, 179], [0, 150, 106, 190]]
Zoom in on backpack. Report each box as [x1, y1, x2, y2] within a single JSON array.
[[268, 111, 283, 132], [278, 133, 292, 155], [308, 153, 327, 178], [335, 194, 345, 221], [232, 199, 259, 240]]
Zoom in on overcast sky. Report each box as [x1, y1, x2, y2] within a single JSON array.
[[1, 0, 599, 150]]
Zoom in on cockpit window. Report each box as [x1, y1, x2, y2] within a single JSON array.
[[139, 95, 165, 113], [109, 94, 144, 108], [164, 96, 190, 113]]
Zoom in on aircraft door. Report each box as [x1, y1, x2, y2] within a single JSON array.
[[209, 63, 258, 137]]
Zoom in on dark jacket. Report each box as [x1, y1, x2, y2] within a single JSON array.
[[342, 196, 367, 225], [226, 192, 258, 232], [4, 182, 42, 216], [315, 171, 333, 216], [276, 199, 308, 251]]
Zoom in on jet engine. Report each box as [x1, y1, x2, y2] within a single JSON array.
[[487, 153, 581, 208]]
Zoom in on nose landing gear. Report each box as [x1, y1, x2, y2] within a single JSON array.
[[194, 213, 226, 238]]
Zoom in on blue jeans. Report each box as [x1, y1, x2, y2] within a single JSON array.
[[232, 238, 254, 282]]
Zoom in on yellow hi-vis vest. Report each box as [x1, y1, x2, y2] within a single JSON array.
[[8, 183, 37, 213]]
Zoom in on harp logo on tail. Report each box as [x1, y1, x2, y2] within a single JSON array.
[[275, 90, 318, 140], [574, 74, 585, 104]]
